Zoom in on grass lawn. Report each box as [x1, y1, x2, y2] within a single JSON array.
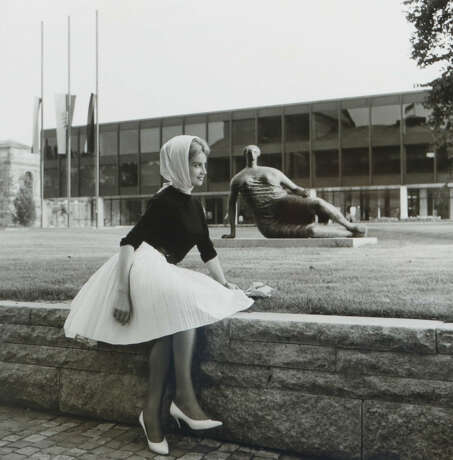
[[1, 222, 452, 321]]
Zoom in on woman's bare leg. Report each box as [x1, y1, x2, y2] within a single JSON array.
[[143, 336, 172, 442], [172, 328, 207, 419]]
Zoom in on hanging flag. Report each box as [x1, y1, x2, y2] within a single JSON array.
[[32, 97, 41, 153], [86, 93, 96, 154], [55, 93, 76, 154], [404, 102, 415, 115], [55, 94, 66, 154]]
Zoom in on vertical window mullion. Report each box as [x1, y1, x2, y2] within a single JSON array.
[[309, 105, 313, 188], [368, 102, 372, 185], [399, 94, 405, 185], [338, 105, 342, 186], [281, 107, 285, 172], [138, 121, 142, 195]]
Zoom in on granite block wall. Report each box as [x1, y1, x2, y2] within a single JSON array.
[[1, 302, 453, 459]]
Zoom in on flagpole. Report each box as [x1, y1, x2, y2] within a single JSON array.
[[40, 21, 44, 228], [95, 10, 101, 228], [66, 15, 71, 228]]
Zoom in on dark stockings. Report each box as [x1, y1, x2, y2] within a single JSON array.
[[142, 329, 206, 442], [173, 329, 207, 420], [143, 336, 172, 442]]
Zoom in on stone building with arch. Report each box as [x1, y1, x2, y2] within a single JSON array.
[[0, 140, 41, 227]]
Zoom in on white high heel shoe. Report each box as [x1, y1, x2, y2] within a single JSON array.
[[138, 411, 169, 455], [170, 401, 223, 430]]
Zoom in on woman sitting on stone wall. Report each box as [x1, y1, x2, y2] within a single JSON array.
[[64, 135, 253, 455]]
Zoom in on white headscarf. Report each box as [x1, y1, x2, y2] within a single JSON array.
[[159, 135, 197, 195]]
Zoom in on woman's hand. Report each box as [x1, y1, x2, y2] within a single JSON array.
[[115, 244, 134, 325], [205, 256, 239, 290], [113, 289, 132, 325], [223, 281, 239, 290]]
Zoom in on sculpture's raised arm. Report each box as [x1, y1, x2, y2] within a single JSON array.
[[278, 172, 311, 198]]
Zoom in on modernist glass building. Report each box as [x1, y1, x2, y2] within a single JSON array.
[[43, 89, 453, 226]]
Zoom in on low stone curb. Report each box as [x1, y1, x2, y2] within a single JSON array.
[[212, 237, 378, 248]]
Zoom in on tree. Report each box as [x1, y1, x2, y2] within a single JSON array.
[[405, 1, 453, 142], [13, 173, 36, 226]]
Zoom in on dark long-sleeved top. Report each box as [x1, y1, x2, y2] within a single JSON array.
[[120, 186, 217, 264]]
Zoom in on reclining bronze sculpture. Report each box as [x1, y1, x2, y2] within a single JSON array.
[[222, 145, 366, 239]]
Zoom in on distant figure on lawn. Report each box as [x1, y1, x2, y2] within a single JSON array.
[[222, 145, 367, 239]]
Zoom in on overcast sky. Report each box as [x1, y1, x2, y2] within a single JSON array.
[[1, 0, 440, 146]]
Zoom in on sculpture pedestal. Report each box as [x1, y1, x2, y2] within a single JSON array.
[[213, 237, 378, 248]]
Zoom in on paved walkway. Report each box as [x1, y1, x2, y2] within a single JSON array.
[[0, 406, 307, 460]]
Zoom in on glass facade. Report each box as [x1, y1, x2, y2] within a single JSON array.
[[141, 153, 161, 195], [184, 119, 206, 139], [120, 156, 139, 195], [141, 126, 160, 153], [78, 127, 95, 197], [100, 160, 118, 196], [44, 90, 443, 225], [162, 120, 182, 144], [43, 134, 58, 197], [99, 125, 119, 196], [208, 114, 231, 192], [120, 199, 142, 225], [402, 93, 434, 184], [232, 111, 256, 177], [312, 101, 340, 187], [341, 99, 370, 186], [205, 197, 225, 224], [285, 107, 310, 187], [120, 127, 138, 155], [371, 95, 402, 184], [100, 128, 118, 156], [119, 124, 139, 195], [257, 114, 282, 169], [437, 147, 451, 183], [140, 122, 161, 194]]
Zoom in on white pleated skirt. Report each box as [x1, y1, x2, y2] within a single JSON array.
[[64, 242, 253, 345]]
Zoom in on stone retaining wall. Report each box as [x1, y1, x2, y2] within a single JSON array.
[[1, 302, 453, 459]]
